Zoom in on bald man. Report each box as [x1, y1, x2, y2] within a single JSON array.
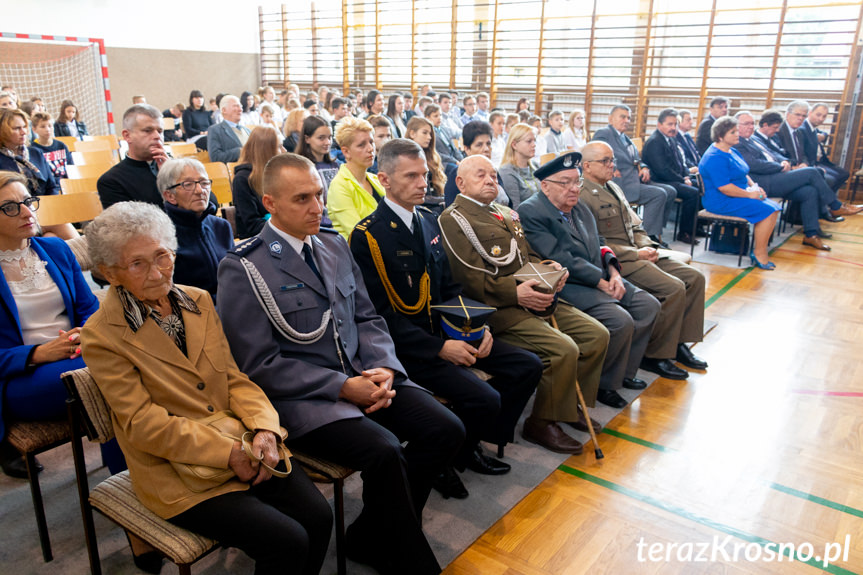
[[439, 155, 610, 454]]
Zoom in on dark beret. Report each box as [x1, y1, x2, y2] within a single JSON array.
[[534, 151, 582, 181]]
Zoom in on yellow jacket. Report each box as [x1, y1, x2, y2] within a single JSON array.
[[327, 164, 386, 239], [80, 285, 282, 519]]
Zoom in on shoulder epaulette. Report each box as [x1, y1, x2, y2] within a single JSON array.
[[353, 212, 378, 232], [229, 236, 263, 256]]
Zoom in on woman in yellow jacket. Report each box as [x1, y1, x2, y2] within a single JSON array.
[[328, 116, 386, 238]]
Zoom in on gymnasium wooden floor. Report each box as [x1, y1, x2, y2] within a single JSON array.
[[444, 216, 863, 574]]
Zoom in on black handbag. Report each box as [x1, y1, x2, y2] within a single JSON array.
[[707, 222, 750, 255]]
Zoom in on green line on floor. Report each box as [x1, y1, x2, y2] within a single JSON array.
[[557, 464, 859, 575], [770, 483, 863, 519], [600, 428, 677, 452]]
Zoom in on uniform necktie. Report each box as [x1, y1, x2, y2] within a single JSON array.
[[302, 243, 323, 283], [412, 212, 424, 246]]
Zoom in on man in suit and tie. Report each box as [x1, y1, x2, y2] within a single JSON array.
[[579, 141, 708, 376], [217, 153, 464, 575], [802, 103, 852, 196], [734, 111, 835, 250], [350, 139, 542, 498], [517, 152, 671, 408], [676, 109, 701, 169], [641, 109, 701, 244], [695, 96, 730, 155], [439, 155, 610, 449], [208, 95, 249, 163], [593, 105, 677, 247], [775, 103, 861, 219]]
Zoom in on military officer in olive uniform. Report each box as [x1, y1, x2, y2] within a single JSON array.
[[578, 141, 708, 374], [350, 139, 542, 499], [439, 155, 610, 455]]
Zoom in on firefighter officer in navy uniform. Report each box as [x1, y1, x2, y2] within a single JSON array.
[[350, 139, 543, 499]]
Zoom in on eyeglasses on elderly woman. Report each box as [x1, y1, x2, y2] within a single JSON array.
[[112, 250, 176, 278]]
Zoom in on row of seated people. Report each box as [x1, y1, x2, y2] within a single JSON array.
[[1, 121, 708, 574]]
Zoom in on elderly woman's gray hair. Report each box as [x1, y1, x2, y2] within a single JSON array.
[[711, 116, 738, 143], [86, 201, 177, 267], [156, 157, 208, 195]]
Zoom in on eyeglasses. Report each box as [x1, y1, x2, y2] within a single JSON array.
[[591, 157, 616, 166], [114, 250, 175, 277], [0, 197, 39, 217], [167, 179, 212, 192], [545, 177, 584, 190]]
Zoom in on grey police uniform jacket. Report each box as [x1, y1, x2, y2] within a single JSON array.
[[217, 222, 414, 438]]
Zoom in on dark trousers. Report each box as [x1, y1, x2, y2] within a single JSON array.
[[821, 162, 850, 194], [169, 463, 333, 575], [289, 386, 464, 575], [658, 181, 699, 238], [402, 338, 543, 463], [756, 167, 833, 234]]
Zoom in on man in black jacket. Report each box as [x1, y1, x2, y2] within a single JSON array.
[[351, 139, 542, 498], [695, 96, 729, 155], [641, 109, 700, 244]]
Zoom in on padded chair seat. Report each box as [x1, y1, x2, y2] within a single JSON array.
[[697, 209, 748, 223], [89, 471, 216, 565], [6, 420, 70, 453]]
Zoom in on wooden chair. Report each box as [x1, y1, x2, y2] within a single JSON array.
[[203, 162, 233, 205], [631, 137, 643, 153], [192, 150, 210, 163], [60, 177, 99, 195], [74, 139, 112, 153], [55, 136, 78, 151], [539, 152, 558, 166], [168, 142, 198, 157], [71, 150, 116, 166], [5, 420, 73, 562], [66, 163, 113, 180], [226, 162, 239, 181], [162, 117, 176, 131], [36, 193, 102, 227], [63, 367, 218, 575], [90, 135, 120, 153]]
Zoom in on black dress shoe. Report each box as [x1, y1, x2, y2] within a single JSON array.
[[346, 523, 398, 575], [676, 232, 700, 246], [821, 212, 844, 223], [695, 227, 709, 238], [815, 230, 833, 239], [675, 344, 708, 370], [622, 377, 648, 390], [1, 455, 42, 479], [432, 466, 469, 499], [465, 448, 511, 475], [649, 235, 670, 249], [640, 357, 689, 380], [596, 389, 628, 409]]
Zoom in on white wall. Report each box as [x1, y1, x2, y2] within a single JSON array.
[[4, 0, 261, 54]]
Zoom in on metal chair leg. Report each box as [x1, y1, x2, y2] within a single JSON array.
[[334, 477, 346, 575], [25, 451, 52, 562], [68, 399, 102, 575]]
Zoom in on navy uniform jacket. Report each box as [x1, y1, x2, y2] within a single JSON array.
[[518, 191, 641, 311], [676, 132, 700, 168], [350, 202, 460, 362], [217, 222, 413, 438], [642, 130, 688, 184]]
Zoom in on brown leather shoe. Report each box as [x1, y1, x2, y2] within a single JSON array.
[[830, 205, 861, 217], [802, 235, 831, 251], [522, 417, 584, 454], [568, 408, 603, 434], [843, 203, 863, 214]]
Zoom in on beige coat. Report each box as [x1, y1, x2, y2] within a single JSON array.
[[80, 285, 282, 519]]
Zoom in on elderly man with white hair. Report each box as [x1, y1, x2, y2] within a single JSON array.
[[207, 94, 250, 163]]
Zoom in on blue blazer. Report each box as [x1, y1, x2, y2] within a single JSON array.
[[0, 237, 99, 437], [0, 149, 60, 196]]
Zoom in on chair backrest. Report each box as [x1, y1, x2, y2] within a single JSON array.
[[60, 177, 100, 194], [221, 205, 238, 238], [168, 142, 197, 157], [62, 367, 114, 443], [203, 162, 232, 205], [91, 134, 121, 151], [75, 139, 113, 153], [192, 150, 210, 163], [72, 150, 117, 166], [36, 192, 103, 226], [55, 136, 78, 151], [539, 152, 558, 166], [162, 117, 176, 131], [66, 163, 114, 179], [226, 162, 239, 181], [631, 137, 643, 152]]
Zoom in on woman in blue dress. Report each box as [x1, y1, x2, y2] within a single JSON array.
[[699, 116, 781, 269]]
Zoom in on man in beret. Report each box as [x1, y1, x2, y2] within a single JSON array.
[[579, 141, 708, 374], [440, 155, 610, 453], [518, 151, 665, 409], [350, 139, 542, 498]]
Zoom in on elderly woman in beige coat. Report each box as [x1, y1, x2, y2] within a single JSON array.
[[80, 201, 331, 575]]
